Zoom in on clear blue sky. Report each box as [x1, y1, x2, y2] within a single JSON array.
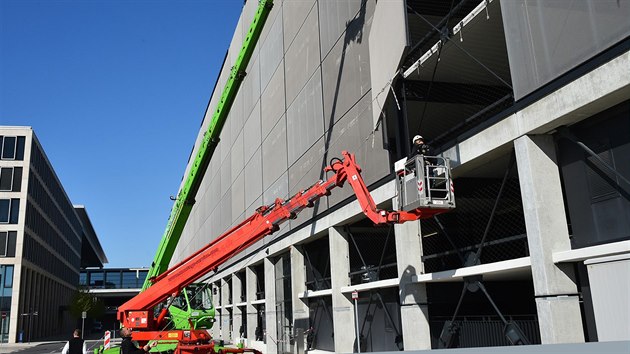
[[0, 0, 242, 268]]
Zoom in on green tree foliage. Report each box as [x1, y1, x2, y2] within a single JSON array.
[[69, 287, 105, 319]]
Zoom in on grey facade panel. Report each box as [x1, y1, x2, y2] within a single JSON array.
[[288, 137, 329, 230], [500, 0, 630, 100], [326, 92, 390, 206], [230, 92, 245, 143], [231, 130, 244, 180], [261, 62, 286, 140], [284, 4, 320, 108], [219, 114, 232, 164], [260, 10, 284, 92], [286, 67, 325, 166], [283, 0, 317, 52], [263, 171, 289, 206], [243, 100, 262, 164], [244, 148, 263, 210], [220, 151, 231, 198], [262, 114, 288, 191], [243, 54, 261, 120], [231, 172, 245, 225], [318, 0, 365, 60], [220, 190, 232, 235], [321, 1, 374, 129]]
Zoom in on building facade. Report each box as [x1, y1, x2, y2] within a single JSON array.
[[169, 0, 630, 352], [0, 127, 107, 343]]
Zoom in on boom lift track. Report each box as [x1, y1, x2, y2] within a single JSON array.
[[144, 0, 274, 291]]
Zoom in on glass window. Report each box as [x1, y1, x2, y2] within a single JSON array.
[[0, 200, 9, 223], [1, 137, 16, 160], [138, 270, 148, 283], [90, 271, 104, 288], [105, 270, 121, 288], [122, 271, 139, 288], [0, 168, 11, 191], [79, 273, 87, 286], [11, 168, 21, 192], [15, 137, 25, 161], [9, 199, 19, 224], [0, 232, 6, 256], [6, 232, 16, 257], [4, 266, 13, 288]]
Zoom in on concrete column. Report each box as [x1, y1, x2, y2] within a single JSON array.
[[264, 257, 278, 354], [328, 227, 356, 353], [221, 278, 231, 341], [211, 281, 221, 339], [232, 274, 243, 342], [514, 135, 584, 344], [394, 219, 431, 350], [290, 245, 309, 352], [245, 266, 258, 343]]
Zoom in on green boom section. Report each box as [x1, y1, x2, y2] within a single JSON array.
[[143, 0, 274, 290]]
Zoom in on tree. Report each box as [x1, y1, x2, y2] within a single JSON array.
[[69, 287, 105, 319]]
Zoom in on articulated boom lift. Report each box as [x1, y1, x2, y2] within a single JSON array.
[[118, 151, 454, 354]]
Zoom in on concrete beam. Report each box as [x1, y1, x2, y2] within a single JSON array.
[[443, 51, 630, 174]]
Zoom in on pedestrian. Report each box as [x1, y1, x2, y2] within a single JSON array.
[[120, 327, 157, 354], [61, 329, 87, 354]]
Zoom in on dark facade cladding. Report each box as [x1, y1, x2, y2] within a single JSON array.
[[0, 127, 107, 343]]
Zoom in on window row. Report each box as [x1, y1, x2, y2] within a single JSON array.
[[29, 144, 83, 236], [0, 232, 17, 257], [0, 199, 19, 224], [25, 204, 81, 265], [0, 167, 22, 192], [80, 269, 149, 289], [0, 136, 25, 161], [27, 173, 81, 253], [23, 232, 79, 285]]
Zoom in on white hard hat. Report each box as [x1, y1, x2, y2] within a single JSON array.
[[412, 135, 423, 143]]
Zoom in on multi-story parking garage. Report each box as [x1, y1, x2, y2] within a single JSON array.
[[167, 0, 629, 352]]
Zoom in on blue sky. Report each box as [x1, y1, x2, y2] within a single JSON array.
[[0, 0, 242, 268]]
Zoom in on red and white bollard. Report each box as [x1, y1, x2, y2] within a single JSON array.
[[104, 330, 111, 350]]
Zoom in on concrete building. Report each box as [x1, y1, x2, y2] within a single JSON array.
[[168, 1, 630, 352], [0, 127, 107, 343]]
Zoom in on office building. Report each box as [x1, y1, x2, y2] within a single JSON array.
[[168, 1, 629, 352], [0, 127, 107, 343]]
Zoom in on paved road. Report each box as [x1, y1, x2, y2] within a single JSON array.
[[0, 340, 105, 354]]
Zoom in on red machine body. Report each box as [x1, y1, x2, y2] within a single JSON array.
[[118, 151, 449, 354]]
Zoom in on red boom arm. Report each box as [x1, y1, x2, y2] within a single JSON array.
[[117, 151, 440, 351]]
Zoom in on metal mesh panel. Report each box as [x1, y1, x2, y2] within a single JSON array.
[[430, 316, 541, 348], [303, 237, 332, 292], [421, 163, 527, 273], [394, 0, 515, 157], [346, 226, 398, 286]]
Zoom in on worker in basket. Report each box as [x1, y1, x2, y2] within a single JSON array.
[[410, 135, 431, 158]]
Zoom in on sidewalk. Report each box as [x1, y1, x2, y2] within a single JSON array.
[[0, 340, 65, 354], [0, 335, 115, 354]]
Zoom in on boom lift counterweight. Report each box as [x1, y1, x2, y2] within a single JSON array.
[[118, 151, 454, 354]]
